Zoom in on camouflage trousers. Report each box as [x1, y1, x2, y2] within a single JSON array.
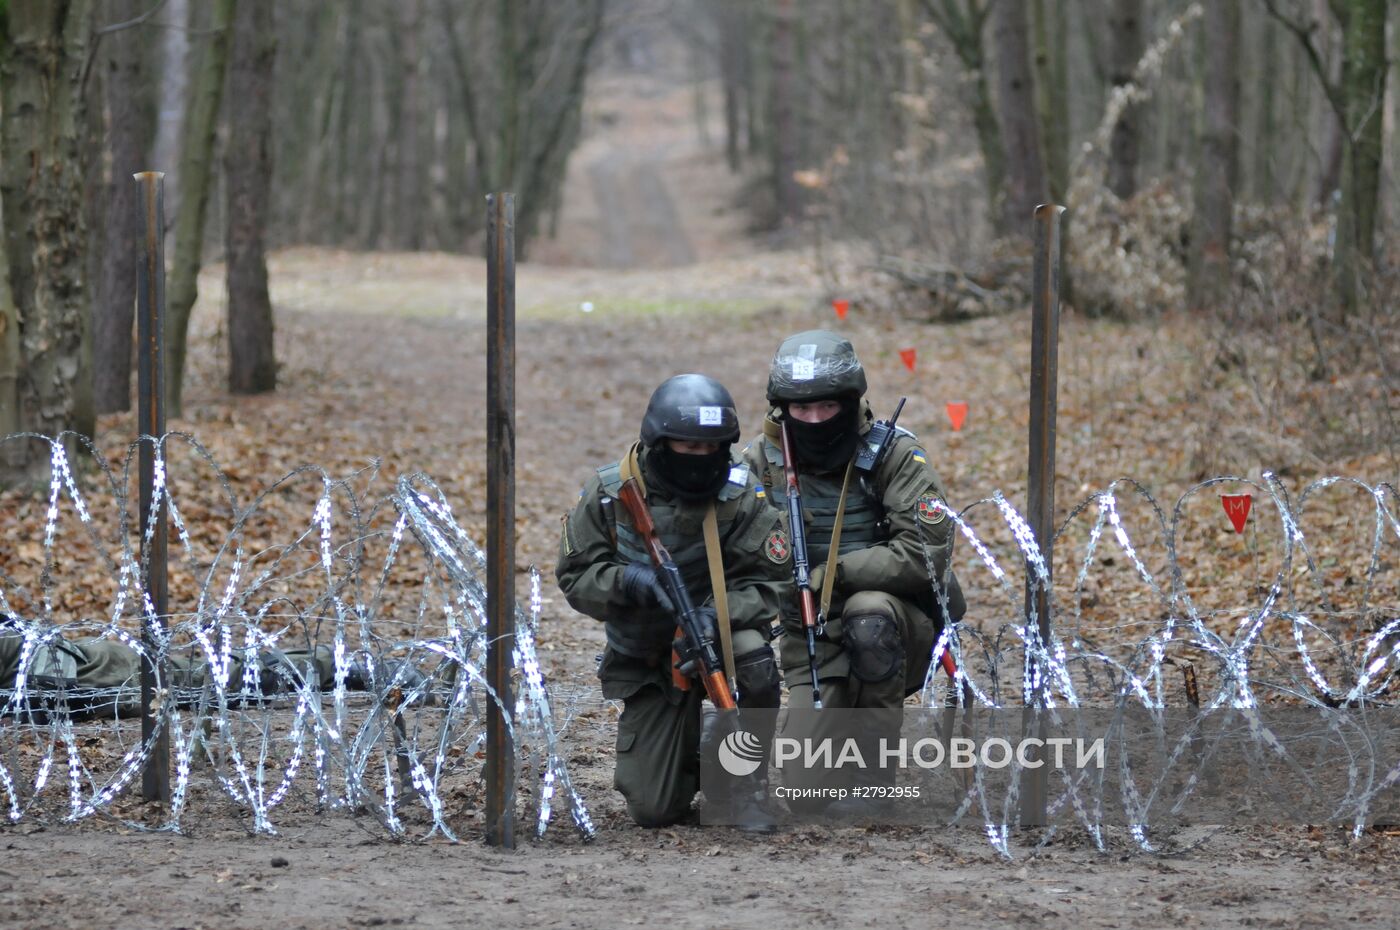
[[0, 633, 338, 718], [599, 628, 780, 828]]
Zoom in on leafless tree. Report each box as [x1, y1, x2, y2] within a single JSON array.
[[224, 0, 277, 394], [0, 0, 96, 484]]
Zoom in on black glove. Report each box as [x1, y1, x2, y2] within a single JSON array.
[[619, 562, 675, 613], [676, 606, 719, 677]]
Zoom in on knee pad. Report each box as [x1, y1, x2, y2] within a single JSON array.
[[733, 647, 781, 708], [843, 612, 903, 683]]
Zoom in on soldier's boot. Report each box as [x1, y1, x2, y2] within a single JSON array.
[[729, 771, 778, 835], [256, 650, 432, 705], [699, 705, 778, 834], [346, 656, 433, 705]]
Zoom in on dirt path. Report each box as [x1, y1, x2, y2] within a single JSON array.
[[4, 815, 1398, 930], [533, 68, 747, 268], [588, 158, 696, 268]]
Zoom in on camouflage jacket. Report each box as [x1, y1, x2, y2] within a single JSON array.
[[742, 404, 956, 618], [555, 445, 791, 659]]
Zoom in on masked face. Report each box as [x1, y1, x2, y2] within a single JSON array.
[[646, 442, 732, 501], [785, 398, 859, 473]]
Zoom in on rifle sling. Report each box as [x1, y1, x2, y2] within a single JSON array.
[[618, 440, 735, 691], [618, 441, 647, 496], [819, 460, 855, 620], [702, 503, 736, 688]]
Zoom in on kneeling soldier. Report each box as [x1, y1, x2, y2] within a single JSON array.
[[744, 331, 965, 815], [556, 374, 787, 832]]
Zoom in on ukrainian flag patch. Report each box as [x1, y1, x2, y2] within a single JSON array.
[[755, 486, 766, 499], [911, 448, 928, 464]]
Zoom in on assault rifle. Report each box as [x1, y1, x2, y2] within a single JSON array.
[[615, 478, 737, 712], [778, 418, 825, 710]]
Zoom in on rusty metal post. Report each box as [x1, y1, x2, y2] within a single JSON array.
[[1020, 203, 1064, 828], [485, 192, 517, 848], [135, 171, 170, 804]]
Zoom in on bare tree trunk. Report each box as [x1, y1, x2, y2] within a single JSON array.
[[716, 0, 745, 172], [1106, 0, 1145, 199], [1250, 5, 1280, 202], [1335, 0, 1387, 268], [1031, 0, 1069, 202], [769, 0, 802, 224], [224, 0, 277, 395], [514, 0, 605, 250], [93, 0, 154, 414], [167, 0, 233, 418], [1311, 0, 1344, 207], [921, 0, 1004, 230], [334, 0, 364, 243], [153, 0, 190, 197], [496, 0, 521, 191], [428, 99, 451, 250], [1188, 0, 1240, 312], [0, 202, 19, 451], [81, 56, 106, 429], [294, 5, 348, 243], [992, 0, 1049, 234], [397, 0, 424, 251], [743, 10, 763, 160], [1266, 0, 1388, 312], [0, 0, 95, 484]]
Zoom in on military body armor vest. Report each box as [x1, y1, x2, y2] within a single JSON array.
[[756, 440, 888, 565], [597, 458, 749, 657]]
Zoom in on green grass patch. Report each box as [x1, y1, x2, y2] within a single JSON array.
[[520, 295, 778, 321]]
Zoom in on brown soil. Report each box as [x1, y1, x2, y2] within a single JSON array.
[[4, 69, 1400, 930]]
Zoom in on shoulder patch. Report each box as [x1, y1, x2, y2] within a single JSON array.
[[910, 448, 927, 465], [727, 463, 749, 487], [916, 494, 948, 525], [764, 529, 790, 563]]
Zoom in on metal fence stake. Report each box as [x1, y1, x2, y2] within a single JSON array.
[[1021, 202, 1065, 828], [135, 171, 170, 804], [485, 192, 517, 848]]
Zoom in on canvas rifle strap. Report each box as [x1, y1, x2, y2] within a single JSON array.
[[617, 441, 646, 495], [619, 441, 735, 689], [702, 503, 737, 688], [819, 460, 856, 619]]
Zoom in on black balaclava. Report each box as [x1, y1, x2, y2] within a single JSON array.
[[786, 397, 860, 473], [646, 444, 732, 501]]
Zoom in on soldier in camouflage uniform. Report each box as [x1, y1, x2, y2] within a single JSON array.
[[743, 331, 964, 812], [1, 613, 421, 719], [556, 374, 788, 832]]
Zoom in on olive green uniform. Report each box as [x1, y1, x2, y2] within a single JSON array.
[[555, 447, 789, 827], [0, 630, 341, 718], [744, 406, 963, 799]]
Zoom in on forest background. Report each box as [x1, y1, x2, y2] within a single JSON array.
[[0, 0, 1394, 493], [1, 2, 1400, 927]]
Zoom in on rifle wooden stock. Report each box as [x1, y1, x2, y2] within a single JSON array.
[[615, 478, 737, 712], [778, 419, 825, 710]]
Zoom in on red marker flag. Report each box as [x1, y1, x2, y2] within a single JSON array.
[[832, 299, 849, 320], [898, 347, 917, 371], [945, 401, 968, 431], [1221, 494, 1252, 534]]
